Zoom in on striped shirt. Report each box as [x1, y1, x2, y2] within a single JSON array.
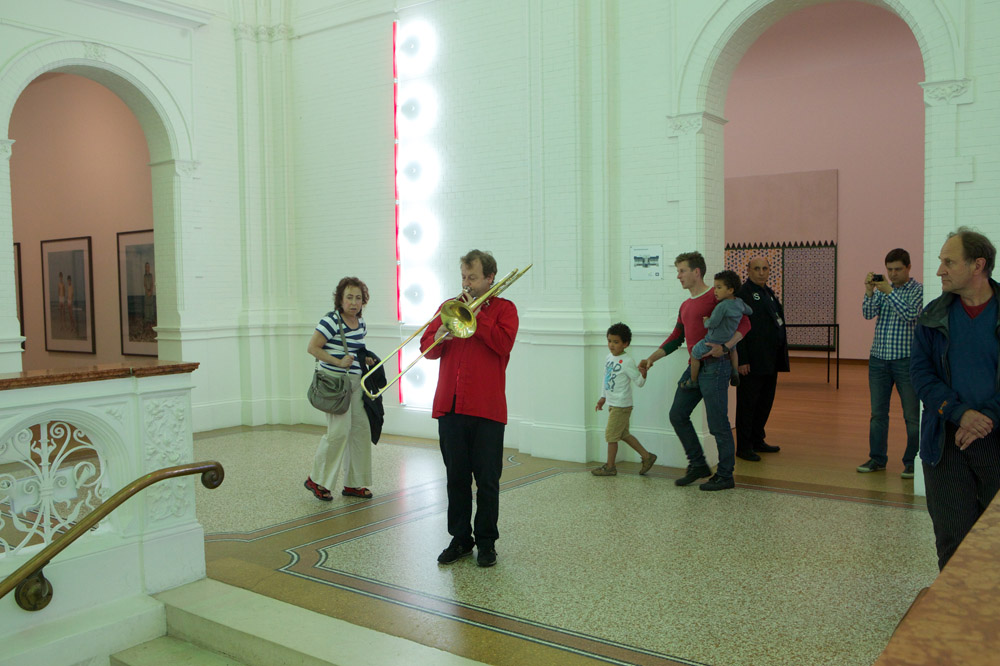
[[863, 278, 923, 360], [315, 311, 366, 375]]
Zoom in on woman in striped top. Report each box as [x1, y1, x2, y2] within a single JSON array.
[[305, 277, 376, 500]]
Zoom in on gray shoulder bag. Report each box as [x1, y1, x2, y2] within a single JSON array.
[[307, 315, 353, 414]]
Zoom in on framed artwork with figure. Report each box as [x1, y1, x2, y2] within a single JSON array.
[[41, 236, 95, 353], [116, 230, 157, 356]]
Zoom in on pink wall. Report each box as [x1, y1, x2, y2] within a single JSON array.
[[9, 72, 154, 369], [725, 1, 925, 360]]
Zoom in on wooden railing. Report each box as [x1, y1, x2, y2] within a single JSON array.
[[0, 461, 224, 611]]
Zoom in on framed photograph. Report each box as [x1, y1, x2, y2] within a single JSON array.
[[41, 236, 95, 353], [116, 230, 157, 356], [13, 242, 25, 343]]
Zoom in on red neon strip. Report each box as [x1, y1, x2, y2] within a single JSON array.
[[393, 21, 400, 323], [393, 20, 404, 403]]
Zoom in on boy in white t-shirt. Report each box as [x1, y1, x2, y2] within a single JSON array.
[[593, 323, 657, 476]]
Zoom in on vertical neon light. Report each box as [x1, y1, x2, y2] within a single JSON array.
[[392, 20, 403, 404]]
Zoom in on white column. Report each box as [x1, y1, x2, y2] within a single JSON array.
[[0, 138, 24, 372]]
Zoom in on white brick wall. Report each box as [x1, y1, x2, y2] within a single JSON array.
[[1, 0, 999, 462]]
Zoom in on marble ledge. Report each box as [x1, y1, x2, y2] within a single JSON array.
[[0, 361, 200, 391], [876, 492, 1000, 665]]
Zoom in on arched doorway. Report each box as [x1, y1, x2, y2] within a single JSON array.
[[10, 72, 157, 366], [670, 0, 966, 495], [0, 40, 194, 373]]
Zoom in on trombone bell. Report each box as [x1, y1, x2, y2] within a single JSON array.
[[440, 300, 477, 338]]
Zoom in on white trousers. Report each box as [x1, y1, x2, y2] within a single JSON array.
[[312, 374, 372, 489]]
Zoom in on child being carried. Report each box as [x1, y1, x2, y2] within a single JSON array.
[[682, 270, 752, 389]]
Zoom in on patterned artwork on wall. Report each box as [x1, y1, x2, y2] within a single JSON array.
[[724, 247, 784, 303], [725, 242, 837, 350]]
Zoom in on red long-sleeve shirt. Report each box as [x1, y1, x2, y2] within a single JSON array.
[[662, 288, 751, 360], [419, 297, 519, 423]]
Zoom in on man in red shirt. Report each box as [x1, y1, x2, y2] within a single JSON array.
[[420, 250, 519, 567], [640, 251, 750, 491]]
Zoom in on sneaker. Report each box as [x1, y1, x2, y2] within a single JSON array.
[[901, 464, 915, 479], [591, 465, 617, 476], [639, 453, 658, 475], [477, 544, 497, 568], [699, 474, 735, 491], [437, 538, 475, 565], [856, 459, 886, 473], [675, 463, 713, 486]]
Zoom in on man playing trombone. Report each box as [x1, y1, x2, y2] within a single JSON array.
[[420, 249, 520, 568]]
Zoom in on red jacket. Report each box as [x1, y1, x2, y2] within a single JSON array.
[[419, 297, 519, 424]]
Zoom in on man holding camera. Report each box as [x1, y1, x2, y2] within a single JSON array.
[[858, 248, 923, 478]]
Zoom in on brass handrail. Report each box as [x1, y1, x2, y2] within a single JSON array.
[[0, 460, 224, 611]]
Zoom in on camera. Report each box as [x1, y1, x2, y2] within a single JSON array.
[[872, 274, 884, 283]]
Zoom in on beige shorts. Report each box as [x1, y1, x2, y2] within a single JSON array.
[[605, 406, 632, 442]]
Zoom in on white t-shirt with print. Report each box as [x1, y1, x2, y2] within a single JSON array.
[[601, 352, 645, 408]]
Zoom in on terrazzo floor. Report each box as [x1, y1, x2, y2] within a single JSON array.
[[195, 424, 938, 666]]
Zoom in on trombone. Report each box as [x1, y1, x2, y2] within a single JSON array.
[[362, 264, 532, 399]]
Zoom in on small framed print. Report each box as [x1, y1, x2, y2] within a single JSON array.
[[41, 236, 96, 353], [116, 230, 157, 356]]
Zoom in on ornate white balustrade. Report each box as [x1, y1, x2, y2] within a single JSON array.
[[0, 421, 109, 556], [0, 362, 204, 665]]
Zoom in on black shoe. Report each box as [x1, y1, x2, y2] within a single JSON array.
[[736, 450, 761, 462], [477, 544, 497, 568], [699, 474, 735, 491], [437, 539, 475, 564], [675, 463, 713, 486], [753, 442, 780, 453], [856, 459, 886, 473]]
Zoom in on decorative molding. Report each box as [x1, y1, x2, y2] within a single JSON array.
[[144, 397, 187, 468], [0, 139, 14, 161], [83, 42, 107, 62], [149, 159, 200, 179], [270, 24, 294, 41], [921, 79, 973, 106], [174, 159, 199, 179], [234, 22, 257, 41], [105, 404, 126, 424], [74, 0, 214, 29], [667, 112, 727, 137], [234, 22, 294, 42], [144, 397, 190, 520]]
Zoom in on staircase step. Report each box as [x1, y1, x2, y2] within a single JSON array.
[[112, 636, 245, 665], [155, 578, 485, 666]]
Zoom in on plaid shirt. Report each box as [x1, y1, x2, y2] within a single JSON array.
[[862, 278, 923, 360]]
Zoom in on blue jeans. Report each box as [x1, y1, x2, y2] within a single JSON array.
[[669, 359, 736, 479], [869, 356, 920, 466]]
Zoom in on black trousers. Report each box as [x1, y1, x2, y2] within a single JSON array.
[[735, 372, 778, 453], [438, 412, 505, 546], [924, 425, 1000, 570]]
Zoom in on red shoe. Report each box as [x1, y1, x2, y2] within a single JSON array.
[[342, 486, 373, 498], [304, 477, 333, 501]]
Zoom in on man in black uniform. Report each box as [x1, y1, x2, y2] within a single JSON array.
[[735, 257, 790, 461]]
